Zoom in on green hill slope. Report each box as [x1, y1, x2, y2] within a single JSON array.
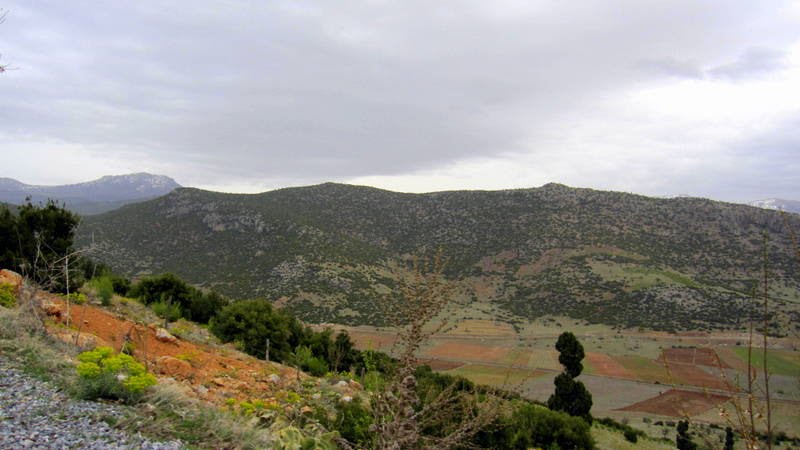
[[76, 183, 800, 332]]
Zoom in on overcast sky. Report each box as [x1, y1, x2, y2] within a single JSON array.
[[1, 1, 799, 202]]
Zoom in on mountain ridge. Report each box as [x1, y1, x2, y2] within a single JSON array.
[[748, 198, 800, 214], [0, 173, 181, 215], [77, 182, 800, 332]]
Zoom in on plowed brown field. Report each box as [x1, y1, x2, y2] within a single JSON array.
[[619, 389, 730, 416]]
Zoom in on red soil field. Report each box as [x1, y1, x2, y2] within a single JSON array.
[[661, 347, 730, 368], [619, 389, 730, 417], [586, 352, 636, 379], [424, 341, 511, 362], [417, 358, 465, 371], [667, 362, 731, 391]]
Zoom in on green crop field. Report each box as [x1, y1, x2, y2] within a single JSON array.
[[731, 348, 800, 377]]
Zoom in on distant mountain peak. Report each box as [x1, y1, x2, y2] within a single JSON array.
[[0, 173, 181, 215], [748, 198, 800, 214]]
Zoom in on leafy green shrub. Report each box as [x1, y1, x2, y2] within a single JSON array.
[[0, 283, 16, 308], [291, 345, 329, 376], [61, 292, 88, 305], [273, 426, 338, 450], [508, 404, 594, 449], [474, 403, 594, 449], [86, 276, 115, 306], [129, 273, 227, 323], [151, 299, 182, 322], [334, 398, 373, 446], [108, 275, 131, 296], [76, 346, 156, 402], [596, 417, 645, 443], [210, 299, 295, 362]]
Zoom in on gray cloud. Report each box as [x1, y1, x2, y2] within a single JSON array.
[[708, 47, 787, 80], [1, 1, 799, 200]]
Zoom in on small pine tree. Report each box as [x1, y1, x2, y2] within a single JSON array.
[[548, 331, 592, 423], [555, 331, 585, 377], [676, 420, 697, 450], [724, 426, 734, 450]]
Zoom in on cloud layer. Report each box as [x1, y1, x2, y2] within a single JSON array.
[[1, 1, 799, 201]]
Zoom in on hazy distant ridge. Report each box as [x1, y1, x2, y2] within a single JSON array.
[[748, 198, 800, 214], [0, 173, 181, 215]]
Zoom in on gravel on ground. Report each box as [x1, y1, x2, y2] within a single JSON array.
[[0, 358, 183, 450]]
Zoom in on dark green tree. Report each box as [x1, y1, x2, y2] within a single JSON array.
[[555, 331, 585, 377], [0, 200, 79, 289], [331, 331, 358, 372], [0, 205, 17, 270], [724, 426, 734, 450], [676, 420, 697, 450], [209, 299, 294, 362], [548, 331, 593, 423], [186, 290, 228, 324], [129, 273, 194, 306]]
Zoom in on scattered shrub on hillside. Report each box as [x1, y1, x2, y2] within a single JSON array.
[[130, 273, 193, 305], [290, 345, 329, 376], [151, 299, 182, 323], [129, 273, 227, 323], [76, 346, 156, 402], [86, 276, 114, 305], [210, 298, 364, 373], [108, 275, 131, 296], [596, 417, 645, 443], [186, 289, 227, 324], [210, 299, 295, 362], [474, 403, 594, 449], [0, 283, 16, 308], [60, 292, 87, 305], [332, 398, 374, 446]]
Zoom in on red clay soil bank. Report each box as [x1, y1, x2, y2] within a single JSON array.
[[44, 298, 304, 406]]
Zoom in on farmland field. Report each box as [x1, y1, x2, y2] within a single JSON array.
[[338, 317, 800, 435], [619, 389, 730, 416]]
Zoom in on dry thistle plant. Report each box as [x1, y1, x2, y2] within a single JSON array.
[[359, 250, 501, 450]]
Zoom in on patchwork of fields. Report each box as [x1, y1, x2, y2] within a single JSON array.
[[339, 318, 800, 435]]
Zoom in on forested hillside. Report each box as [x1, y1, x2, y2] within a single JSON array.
[[77, 183, 800, 332]]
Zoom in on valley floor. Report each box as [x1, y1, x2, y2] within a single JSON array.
[[333, 316, 800, 437]]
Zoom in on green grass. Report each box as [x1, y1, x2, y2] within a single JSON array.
[[592, 424, 673, 450], [446, 364, 539, 387], [731, 347, 800, 377], [613, 355, 671, 384], [589, 261, 700, 291]]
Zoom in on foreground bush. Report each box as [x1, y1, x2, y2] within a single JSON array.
[[474, 403, 594, 449], [76, 346, 156, 402], [0, 283, 16, 308]]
